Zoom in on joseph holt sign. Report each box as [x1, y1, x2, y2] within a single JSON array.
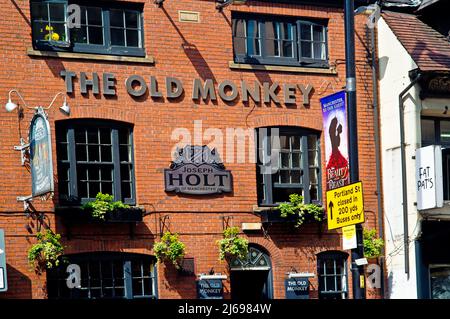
[[164, 145, 232, 195]]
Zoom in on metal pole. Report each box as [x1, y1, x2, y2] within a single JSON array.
[[344, 0, 366, 299]]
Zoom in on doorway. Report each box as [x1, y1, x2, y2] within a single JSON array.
[[229, 246, 273, 300]]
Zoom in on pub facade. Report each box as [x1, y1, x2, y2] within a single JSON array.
[[0, 0, 382, 299]]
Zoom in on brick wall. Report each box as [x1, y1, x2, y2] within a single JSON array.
[[0, 0, 382, 299]]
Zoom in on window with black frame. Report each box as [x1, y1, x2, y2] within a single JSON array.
[[256, 127, 321, 205], [56, 120, 135, 205], [421, 117, 450, 200], [317, 251, 348, 300], [30, 0, 145, 57], [47, 252, 157, 299], [232, 13, 328, 68]]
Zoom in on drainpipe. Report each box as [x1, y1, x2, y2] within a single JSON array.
[[399, 70, 422, 278], [369, 25, 385, 298]]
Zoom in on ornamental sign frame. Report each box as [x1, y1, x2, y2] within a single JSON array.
[[164, 145, 232, 195], [29, 107, 54, 197]]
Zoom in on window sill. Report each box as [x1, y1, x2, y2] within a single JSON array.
[[229, 61, 337, 74], [27, 48, 155, 64]]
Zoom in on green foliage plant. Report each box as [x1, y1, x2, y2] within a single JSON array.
[[153, 232, 186, 269], [363, 228, 384, 258], [277, 193, 324, 227], [27, 229, 64, 272], [82, 192, 130, 221], [217, 227, 249, 262]]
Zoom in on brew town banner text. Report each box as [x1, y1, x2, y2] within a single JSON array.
[[60, 71, 314, 106]]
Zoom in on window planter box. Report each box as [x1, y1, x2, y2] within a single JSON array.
[[258, 207, 325, 225], [259, 209, 297, 224], [55, 206, 144, 223]]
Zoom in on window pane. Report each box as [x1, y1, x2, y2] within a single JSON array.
[[87, 129, 98, 144], [233, 19, 246, 56], [88, 167, 100, 181], [76, 145, 87, 162], [246, 21, 260, 56], [125, 11, 139, 28], [89, 181, 100, 198], [280, 170, 289, 183], [72, 26, 88, 44], [31, 2, 49, 21], [313, 25, 324, 42], [282, 23, 293, 40], [101, 167, 113, 182], [121, 182, 131, 199], [111, 29, 125, 46], [314, 42, 325, 60], [282, 41, 293, 58], [101, 146, 112, 162], [100, 128, 112, 144], [126, 30, 139, 47], [281, 153, 290, 168], [88, 145, 100, 162], [265, 21, 280, 57], [33, 22, 49, 41], [49, 3, 65, 22], [291, 170, 301, 183], [57, 143, 68, 161], [110, 10, 124, 28], [301, 41, 312, 58], [88, 26, 104, 45], [300, 24, 312, 41], [309, 168, 318, 184], [292, 136, 301, 150], [421, 119, 435, 146], [273, 187, 302, 203], [292, 152, 300, 167], [102, 182, 113, 196], [310, 185, 318, 201], [121, 164, 131, 181], [87, 7, 102, 26], [133, 278, 143, 296], [120, 145, 131, 162], [75, 129, 86, 143], [49, 23, 67, 42], [440, 121, 450, 146], [119, 129, 130, 145]]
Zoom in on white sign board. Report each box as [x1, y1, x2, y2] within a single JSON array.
[[416, 145, 443, 210], [342, 225, 357, 250]]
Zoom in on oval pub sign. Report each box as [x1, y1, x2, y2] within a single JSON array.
[[164, 145, 232, 195]]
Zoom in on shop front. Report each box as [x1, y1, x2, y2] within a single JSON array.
[[0, 0, 382, 299]]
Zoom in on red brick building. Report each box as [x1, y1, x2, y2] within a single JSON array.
[[0, 0, 382, 299]]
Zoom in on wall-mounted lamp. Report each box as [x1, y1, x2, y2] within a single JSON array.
[[443, 106, 448, 115], [154, 0, 164, 7], [216, 0, 247, 11], [5, 90, 70, 115]]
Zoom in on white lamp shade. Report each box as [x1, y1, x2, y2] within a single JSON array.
[[59, 102, 70, 114], [5, 100, 17, 112]]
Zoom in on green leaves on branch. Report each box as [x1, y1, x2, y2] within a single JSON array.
[[363, 228, 384, 258], [27, 229, 64, 271], [277, 193, 324, 227], [82, 192, 130, 220], [153, 231, 186, 269], [217, 227, 249, 262]]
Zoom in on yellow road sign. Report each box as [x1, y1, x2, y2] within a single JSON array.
[[326, 181, 364, 230]]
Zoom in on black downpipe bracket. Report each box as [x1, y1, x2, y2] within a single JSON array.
[[399, 70, 422, 278], [345, 0, 366, 299]]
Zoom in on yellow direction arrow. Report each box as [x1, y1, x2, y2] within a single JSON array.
[[326, 181, 364, 230]]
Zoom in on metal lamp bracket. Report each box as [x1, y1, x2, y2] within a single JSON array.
[[17, 195, 33, 211], [14, 137, 30, 166]]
